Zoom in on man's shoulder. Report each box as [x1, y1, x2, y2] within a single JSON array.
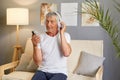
[[64, 32, 71, 43]]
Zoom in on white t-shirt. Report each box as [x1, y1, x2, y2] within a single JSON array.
[[37, 32, 71, 75]]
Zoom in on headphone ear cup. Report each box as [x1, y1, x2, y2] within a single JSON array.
[[55, 11, 62, 21], [55, 11, 62, 28], [58, 20, 61, 28]]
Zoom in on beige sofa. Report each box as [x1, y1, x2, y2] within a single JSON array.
[[0, 38, 104, 80]]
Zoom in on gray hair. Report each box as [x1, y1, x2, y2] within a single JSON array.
[[45, 11, 61, 22]]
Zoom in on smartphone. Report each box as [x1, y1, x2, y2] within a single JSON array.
[[32, 31, 39, 36], [32, 31, 40, 49], [32, 31, 35, 35]]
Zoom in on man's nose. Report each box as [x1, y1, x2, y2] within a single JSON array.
[[47, 22, 52, 27]]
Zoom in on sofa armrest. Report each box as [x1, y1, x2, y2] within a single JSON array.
[[0, 60, 19, 80], [95, 66, 103, 80]]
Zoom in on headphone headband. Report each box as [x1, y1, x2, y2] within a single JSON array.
[[54, 11, 62, 21]]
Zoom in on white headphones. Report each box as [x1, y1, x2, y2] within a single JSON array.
[[54, 11, 62, 28]]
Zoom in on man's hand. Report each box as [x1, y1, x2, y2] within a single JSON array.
[[60, 21, 66, 34], [59, 22, 71, 57], [31, 35, 40, 47], [31, 35, 42, 66]]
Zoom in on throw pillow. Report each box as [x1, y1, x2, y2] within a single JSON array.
[[74, 51, 105, 77], [15, 53, 32, 71], [27, 59, 38, 72]]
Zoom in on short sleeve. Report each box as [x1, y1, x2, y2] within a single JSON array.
[[65, 32, 71, 43], [38, 33, 44, 49]]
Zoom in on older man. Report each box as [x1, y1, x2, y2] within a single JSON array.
[[31, 11, 71, 80]]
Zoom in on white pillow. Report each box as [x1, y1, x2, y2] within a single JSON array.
[[27, 59, 38, 72], [15, 53, 32, 71], [74, 51, 105, 77]]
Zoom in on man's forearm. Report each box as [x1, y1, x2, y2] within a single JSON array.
[[60, 33, 71, 57], [33, 46, 42, 66]]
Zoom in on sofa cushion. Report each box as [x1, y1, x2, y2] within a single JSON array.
[[67, 40, 103, 74], [27, 59, 38, 72], [2, 71, 34, 80], [15, 54, 31, 71], [74, 51, 105, 77], [15, 38, 37, 72], [24, 38, 33, 57], [67, 72, 95, 80]]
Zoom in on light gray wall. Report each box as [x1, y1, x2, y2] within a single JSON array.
[[0, 0, 120, 80]]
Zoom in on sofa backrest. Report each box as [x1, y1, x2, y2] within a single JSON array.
[[67, 40, 103, 74]]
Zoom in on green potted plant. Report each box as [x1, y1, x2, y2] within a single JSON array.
[[82, 0, 120, 57]]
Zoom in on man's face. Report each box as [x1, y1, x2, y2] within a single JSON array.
[[45, 16, 58, 33]]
